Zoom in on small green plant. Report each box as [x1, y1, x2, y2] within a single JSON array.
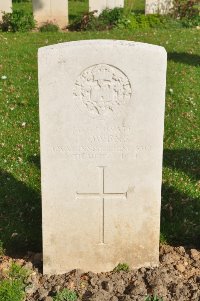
[[54, 288, 78, 301], [39, 22, 59, 32], [117, 13, 165, 29], [0, 262, 29, 301], [145, 295, 163, 301], [9, 262, 29, 281], [68, 8, 124, 31], [0, 9, 35, 32], [181, 15, 200, 27], [113, 263, 130, 272], [0, 279, 25, 301], [69, 8, 169, 31], [99, 7, 124, 26]]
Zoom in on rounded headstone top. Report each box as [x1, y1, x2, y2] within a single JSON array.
[[38, 39, 167, 57]]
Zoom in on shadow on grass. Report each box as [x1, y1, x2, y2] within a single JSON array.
[[0, 169, 42, 256], [164, 149, 200, 181], [161, 184, 200, 248], [29, 154, 41, 169], [168, 52, 200, 66], [162, 148, 200, 248]]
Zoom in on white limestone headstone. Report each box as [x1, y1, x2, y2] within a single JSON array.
[[32, 0, 68, 29], [39, 40, 167, 275], [89, 0, 124, 15], [145, 0, 173, 14], [0, 0, 12, 21]]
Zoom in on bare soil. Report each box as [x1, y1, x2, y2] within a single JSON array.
[[1, 245, 200, 301]]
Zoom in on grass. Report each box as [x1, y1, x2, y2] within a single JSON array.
[[53, 288, 78, 301], [0, 262, 29, 301], [113, 263, 130, 272], [13, 2, 33, 14], [0, 1, 200, 255]]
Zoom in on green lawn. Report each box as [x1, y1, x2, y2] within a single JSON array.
[[0, 2, 200, 255]]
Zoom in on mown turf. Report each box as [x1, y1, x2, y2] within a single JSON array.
[[0, 2, 200, 254]]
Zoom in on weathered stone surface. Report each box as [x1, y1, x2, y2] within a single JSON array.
[[89, 0, 124, 15], [145, 0, 173, 14], [38, 40, 167, 274], [32, 0, 68, 28], [0, 0, 12, 21]]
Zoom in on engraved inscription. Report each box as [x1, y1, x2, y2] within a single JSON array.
[[50, 124, 152, 161], [73, 64, 132, 116], [51, 145, 152, 161], [76, 166, 128, 244]]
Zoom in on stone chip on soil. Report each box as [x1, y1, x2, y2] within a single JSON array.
[[175, 263, 186, 273], [190, 249, 200, 260]]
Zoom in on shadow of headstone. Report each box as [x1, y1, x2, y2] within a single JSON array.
[[168, 52, 200, 67], [0, 169, 42, 255], [161, 183, 200, 248], [29, 154, 41, 170], [32, 0, 44, 12], [162, 148, 200, 248]]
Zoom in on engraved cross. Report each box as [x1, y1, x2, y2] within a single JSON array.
[[76, 166, 128, 244]]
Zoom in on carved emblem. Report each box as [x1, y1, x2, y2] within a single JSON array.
[[73, 64, 132, 116]]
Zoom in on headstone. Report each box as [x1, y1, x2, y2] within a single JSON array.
[[32, 0, 68, 29], [145, 0, 173, 14], [89, 0, 124, 15], [0, 0, 12, 21], [39, 40, 167, 275]]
